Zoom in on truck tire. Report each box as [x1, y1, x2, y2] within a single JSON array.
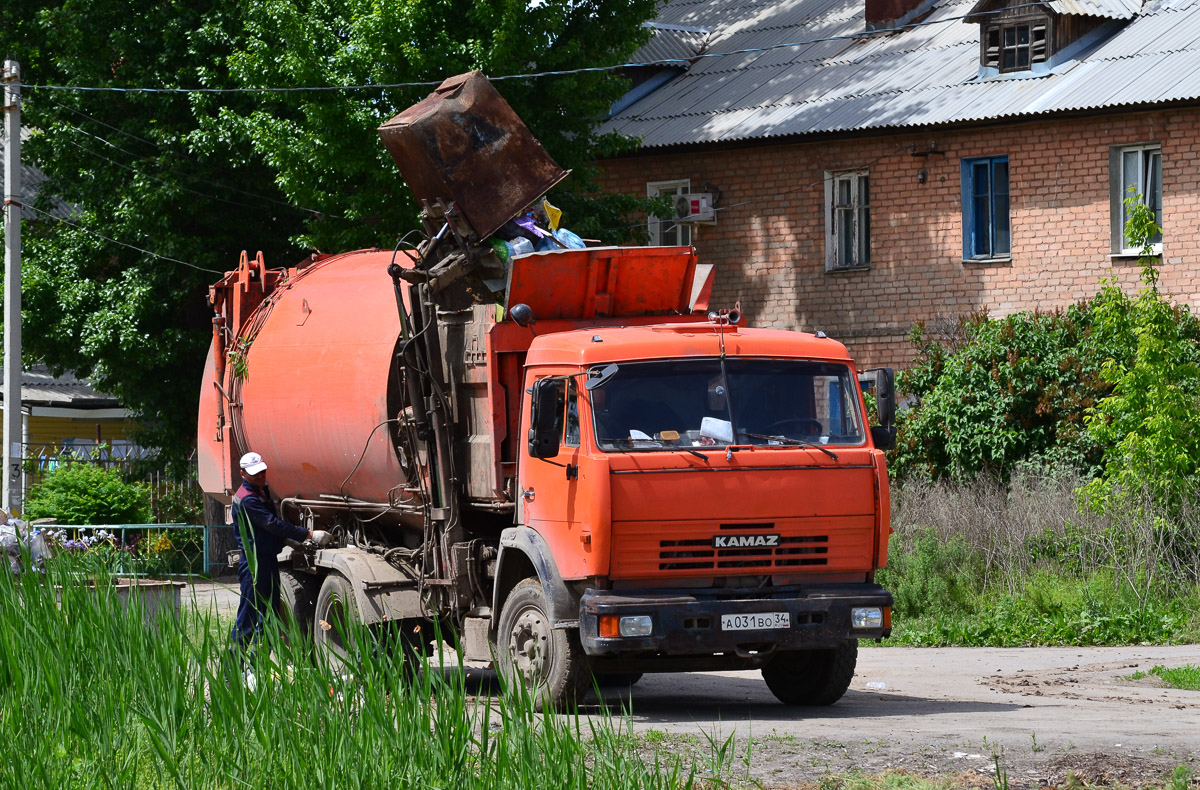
[[279, 568, 320, 647], [313, 572, 361, 671], [496, 578, 590, 711], [761, 640, 857, 706]]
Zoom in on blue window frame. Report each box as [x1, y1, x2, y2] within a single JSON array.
[[961, 156, 1010, 259]]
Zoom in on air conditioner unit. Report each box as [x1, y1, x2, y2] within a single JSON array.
[[673, 192, 717, 224]]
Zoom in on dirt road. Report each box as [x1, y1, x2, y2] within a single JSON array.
[[187, 583, 1197, 785], [599, 645, 1200, 787]]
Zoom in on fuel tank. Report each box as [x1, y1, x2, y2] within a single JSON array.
[[199, 249, 414, 508]]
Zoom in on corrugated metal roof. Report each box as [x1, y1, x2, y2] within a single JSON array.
[[0, 127, 73, 221], [0, 128, 47, 221], [602, 0, 1200, 147], [0, 365, 120, 409], [635, 23, 712, 65], [1047, 0, 1142, 18]]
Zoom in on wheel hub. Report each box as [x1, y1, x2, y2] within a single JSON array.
[[508, 608, 551, 678]]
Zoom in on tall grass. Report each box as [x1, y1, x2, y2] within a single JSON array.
[[0, 559, 693, 790], [881, 473, 1200, 646]]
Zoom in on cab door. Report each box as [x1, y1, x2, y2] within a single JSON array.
[[518, 371, 594, 578]]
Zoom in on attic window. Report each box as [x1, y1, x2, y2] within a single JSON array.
[[983, 17, 1049, 71]]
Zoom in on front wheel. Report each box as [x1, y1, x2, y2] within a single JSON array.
[[496, 578, 590, 711], [761, 640, 857, 706]]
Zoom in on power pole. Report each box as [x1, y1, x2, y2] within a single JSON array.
[[2, 61, 22, 515]]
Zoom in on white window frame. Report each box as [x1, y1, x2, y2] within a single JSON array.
[[1110, 144, 1162, 255], [824, 170, 870, 271], [647, 179, 692, 247]]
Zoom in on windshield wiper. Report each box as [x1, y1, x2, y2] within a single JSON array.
[[683, 448, 709, 462], [738, 432, 839, 460]]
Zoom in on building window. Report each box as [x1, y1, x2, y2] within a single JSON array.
[[982, 18, 1049, 71], [647, 180, 692, 247], [1111, 144, 1162, 254], [961, 156, 1010, 260], [825, 171, 870, 270]]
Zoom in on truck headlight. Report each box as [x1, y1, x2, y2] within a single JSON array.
[[851, 607, 884, 629], [619, 615, 654, 637]]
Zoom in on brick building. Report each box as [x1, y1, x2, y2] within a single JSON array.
[[597, 0, 1200, 369]]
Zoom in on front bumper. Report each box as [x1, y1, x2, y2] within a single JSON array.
[[579, 584, 892, 657]]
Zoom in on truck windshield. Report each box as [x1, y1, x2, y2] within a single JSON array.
[[590, 359, 865, 452]]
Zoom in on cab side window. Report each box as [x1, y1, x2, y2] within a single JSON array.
[[563, 378, 580, 448]]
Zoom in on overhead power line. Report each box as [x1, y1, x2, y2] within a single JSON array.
[[57, 120, 336, 218], [13, 2, 1046, 95], [23, 204, 223, 274]]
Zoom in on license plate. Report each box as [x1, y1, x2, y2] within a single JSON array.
[[720, 612, 790, 631]]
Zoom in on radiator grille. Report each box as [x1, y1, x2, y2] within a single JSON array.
[[659, 524, 829, 571]]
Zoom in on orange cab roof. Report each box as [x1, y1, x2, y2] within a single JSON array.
[[524, 323, 853, 368]]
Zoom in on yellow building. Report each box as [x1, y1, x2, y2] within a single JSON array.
[[0, 365, 142, 497]]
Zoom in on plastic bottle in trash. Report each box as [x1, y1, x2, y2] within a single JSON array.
[[506, 237, 534, 258]]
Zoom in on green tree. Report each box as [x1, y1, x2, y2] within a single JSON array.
[[1083, 195, 1200, 512], [201, 0, 657, 251], [2, 0, 660, 467], [2, 0, 309, 470]]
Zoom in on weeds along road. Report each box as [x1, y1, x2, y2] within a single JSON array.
[[188, 583, 1198, 784]]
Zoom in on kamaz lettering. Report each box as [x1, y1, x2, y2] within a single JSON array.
[[713, 534, 781, 549]]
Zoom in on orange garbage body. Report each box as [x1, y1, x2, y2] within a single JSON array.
[[199, 249, 413, 506]]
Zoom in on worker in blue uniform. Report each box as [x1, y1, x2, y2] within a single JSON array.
[[230, 451, 312, 654]]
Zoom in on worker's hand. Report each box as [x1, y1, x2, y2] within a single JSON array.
[[307, 528, 314, 541]]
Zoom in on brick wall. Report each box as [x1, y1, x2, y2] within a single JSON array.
[[597, 108, 1200, 369]]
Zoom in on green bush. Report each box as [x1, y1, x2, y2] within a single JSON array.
[[24, 461, 152, 525], [891, 297, 1132, 482]]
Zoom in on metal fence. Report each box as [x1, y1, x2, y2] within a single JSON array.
[[50, 524, 210, 576], [22, 447, 243, 577], [20, 444, 203, 524]]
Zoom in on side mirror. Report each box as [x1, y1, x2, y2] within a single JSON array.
[[860, 368, 896, 451], [585, 363, 619, 391], [874, 368, 895, 428], [528, 378, 563, 458], [859, 368, 896, 428]]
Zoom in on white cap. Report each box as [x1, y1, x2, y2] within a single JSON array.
[[239, 452, 268, 475]]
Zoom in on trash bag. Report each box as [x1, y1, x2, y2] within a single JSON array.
[[506, 237, 534, 257], [533, 227, 586, 252], [28, 530, 49, 569], [554, 227, 586, 249], [1, 532, 19, 575]]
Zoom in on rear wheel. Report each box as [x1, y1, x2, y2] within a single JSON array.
[[761, 640, 857, 706], [279, 568, 320, 647], [496, 578, 590, 711], [313, 573, 361, 671]]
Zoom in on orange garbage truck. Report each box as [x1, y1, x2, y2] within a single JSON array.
[[197, 72, 895, 708]]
